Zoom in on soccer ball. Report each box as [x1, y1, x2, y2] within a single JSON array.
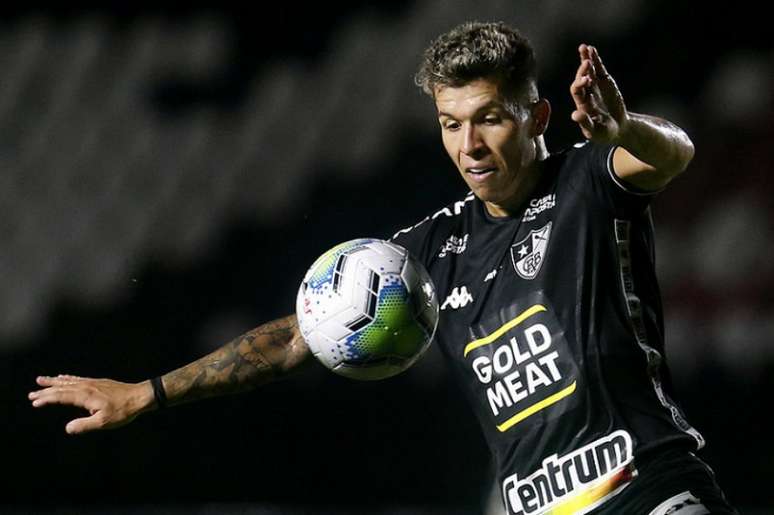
[[295, 238, 439, 380]]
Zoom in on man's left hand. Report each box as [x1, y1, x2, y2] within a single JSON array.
[[570, 44, 627, 143]]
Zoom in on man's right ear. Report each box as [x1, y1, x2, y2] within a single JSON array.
[[532, 98, 551, 136]]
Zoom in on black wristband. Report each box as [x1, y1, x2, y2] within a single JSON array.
[[151, 376, 168, 409]]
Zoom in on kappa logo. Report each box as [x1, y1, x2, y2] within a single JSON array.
[[441, 286, 473, 311], [522, 194, 556, 222], [438, 233, 469, 258], [511, 222, 552, 280]]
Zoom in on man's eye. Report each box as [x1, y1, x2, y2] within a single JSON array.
[[444, 121, 461, 131]]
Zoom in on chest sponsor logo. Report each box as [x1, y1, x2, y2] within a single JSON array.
[[441, 286, 473, 311], [522, 194, 556, 222], [464, 302, 579, 434], [511, 222, 552, 280], [502, 430, 635, 515], [438, 233, 469, 258]]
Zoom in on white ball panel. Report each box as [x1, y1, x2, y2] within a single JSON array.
[[306, 330, 348, 369]]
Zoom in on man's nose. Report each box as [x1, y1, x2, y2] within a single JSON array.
[[461, 124, 485, 156]]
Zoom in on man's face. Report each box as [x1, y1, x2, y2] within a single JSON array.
[[435, 78, 543, 216]]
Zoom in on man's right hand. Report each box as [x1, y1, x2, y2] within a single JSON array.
[[29, 315, 311, 435], [28, 375, 155, 434]]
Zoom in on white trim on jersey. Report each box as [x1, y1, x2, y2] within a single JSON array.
[[614, 219, 705, 449], [605, 145, 666, 196], [648, 491, 709, 515], [389, 191, 475, 241]]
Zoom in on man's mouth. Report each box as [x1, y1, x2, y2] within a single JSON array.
[[466, 167, 497, 182]]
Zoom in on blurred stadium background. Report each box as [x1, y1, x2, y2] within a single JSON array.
[[2, 1, 772, 513]]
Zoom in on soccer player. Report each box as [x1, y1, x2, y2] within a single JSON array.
[[28, 22, 737, 514]]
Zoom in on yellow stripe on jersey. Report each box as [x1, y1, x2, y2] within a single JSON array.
[[496, 380, 577, 432], [546, 465, 633, 515], [463, 304, 547, 357]]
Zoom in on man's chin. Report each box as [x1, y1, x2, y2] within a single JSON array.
[[469, 186, 503, 204], [468, 186, 524, 217]]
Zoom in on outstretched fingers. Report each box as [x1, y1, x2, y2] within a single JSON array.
[[570, 55, 596, 134], [29, 385, 98, 410], [29, 375, 144, 435], [570, 45, 604, 116], [570, 56, 593, 104], [29, 381, 111, 434], [588, 45, 610, 80], [35, 374, 92, 387], [570, 43, 624, 141]]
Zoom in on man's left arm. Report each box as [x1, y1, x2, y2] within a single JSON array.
[[570, 44, 694, 192]]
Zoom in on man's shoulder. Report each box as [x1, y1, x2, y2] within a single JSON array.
[[547, 140, 608, 164], [543, 140, 618, 187], [553, 140, 621, 170]]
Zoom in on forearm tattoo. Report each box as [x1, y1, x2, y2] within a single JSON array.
[[161, 315, 309, 406]]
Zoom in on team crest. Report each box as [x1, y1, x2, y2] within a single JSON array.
[[511, 222, 552, 280]]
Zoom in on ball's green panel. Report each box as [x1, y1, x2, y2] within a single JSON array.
[[307, 238, 375, 289], [344, 280, 429, 362]]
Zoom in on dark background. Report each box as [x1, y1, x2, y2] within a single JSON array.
[[2, 2, 772, 513]]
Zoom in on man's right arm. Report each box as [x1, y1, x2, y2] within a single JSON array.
[[28, 314, 312, 434]]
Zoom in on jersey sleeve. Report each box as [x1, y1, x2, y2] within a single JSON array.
[[565, 141, 660, 218], [387, 215, 435, 268]]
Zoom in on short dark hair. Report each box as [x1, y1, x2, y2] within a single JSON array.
[[415, 21, 538, 104]]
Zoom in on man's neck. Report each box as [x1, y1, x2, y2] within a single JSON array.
[[484, 169, 541, 217], [484, 146, 547, 218]]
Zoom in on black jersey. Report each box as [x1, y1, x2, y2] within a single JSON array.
[[391, 141, 705, 515]]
